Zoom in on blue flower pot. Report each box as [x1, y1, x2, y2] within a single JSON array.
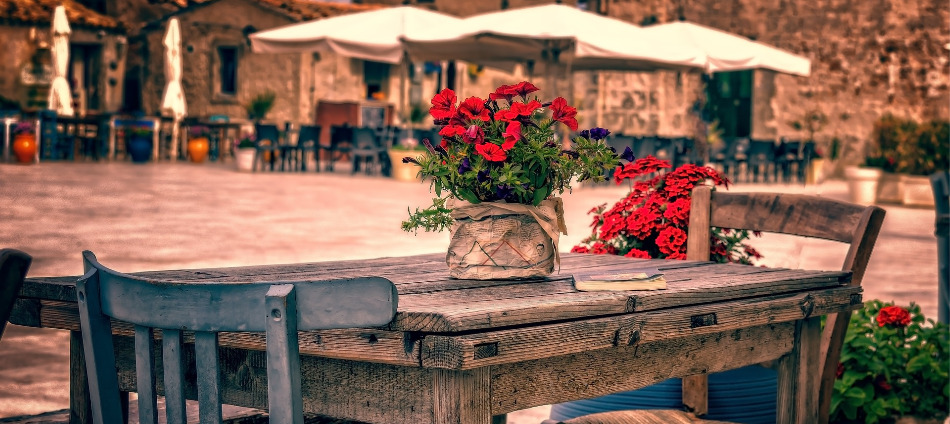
[[128, 135, 152, 163], [549, 365, 777, 424]]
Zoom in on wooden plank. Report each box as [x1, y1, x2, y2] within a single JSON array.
[[134, 326, 158, 424], [195, 331, 222, 424], [265, 285, 304, 424], [68, 331, 92, 424], [420, 287, 860, 370], [489, 322, 796, 415]]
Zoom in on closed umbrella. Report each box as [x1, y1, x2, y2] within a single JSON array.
[[48, 5, 73, 116], [637, 21, 810, 76], [161, 18, 187, 160]]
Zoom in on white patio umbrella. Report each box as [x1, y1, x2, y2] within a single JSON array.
[[401, 5, 707, 76], [48, 5, 74, 116], [636, 21, 811, 76], [249, 6, 463, 64], [161, 18, 187, 160]]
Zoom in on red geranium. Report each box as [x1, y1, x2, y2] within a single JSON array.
[[876, 305, 911, 327], [574, 156, 761, 264]]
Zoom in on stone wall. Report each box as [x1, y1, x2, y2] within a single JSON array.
[[595, 0, 949, 164]]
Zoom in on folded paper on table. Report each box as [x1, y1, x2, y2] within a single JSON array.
[[573, 269, 666, 291]]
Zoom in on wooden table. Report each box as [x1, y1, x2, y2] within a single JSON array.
[[9, 253, 860, 424]]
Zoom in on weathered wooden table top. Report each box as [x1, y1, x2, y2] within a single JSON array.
[[14, 253, 857, 370]]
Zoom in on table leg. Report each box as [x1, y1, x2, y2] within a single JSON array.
[[432, 368, 495, 424], [776, 316, 821, 424], [69, 330, 92, 424]]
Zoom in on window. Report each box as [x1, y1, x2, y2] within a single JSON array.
[[217, 46, 238, 96], [363, 61, 391, 100]]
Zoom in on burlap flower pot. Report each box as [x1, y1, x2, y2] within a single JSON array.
[[446, 197, 567, 280]]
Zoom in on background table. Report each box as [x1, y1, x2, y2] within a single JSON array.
[[9, 253, 858, 424]]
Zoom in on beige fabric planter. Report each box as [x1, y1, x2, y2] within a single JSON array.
[[446, 198, 566, 279]]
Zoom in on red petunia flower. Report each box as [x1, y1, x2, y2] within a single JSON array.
[[489, 84, 517, 103], [549, 97, 578, 131], [458, 97, 490, 122], [430, 88, 457, 120], [510, 100, 542, 117], [462, 125, 485, 144], [475, 142, 506, 162], [439, 125, 466, 138], [494, 109, 519, 122], [502, 121, 521, 150], [877, 305, 911, 327], [511, 81, 540, 99]]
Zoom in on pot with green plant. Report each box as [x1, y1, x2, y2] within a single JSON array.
[[127, 126, 153, 163], [389, 103, 429, 181], [895, 119, 948, 207], [234, 132, 256, 172], [246, 90, 277, 122], [401, 81, 621, 279]]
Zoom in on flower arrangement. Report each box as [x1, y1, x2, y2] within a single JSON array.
[[189, 125, 211, 139], [832, 300, 948, 423], [571, 156, 761, 264], [236, 132, 256, 149], [401, 81, 621, 233], [128, 126, 152, 138], [12, 121, 34, 136]]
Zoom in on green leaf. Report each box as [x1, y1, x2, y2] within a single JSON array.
[[457, 188, 480, 204], [532, 187, 548, 206]]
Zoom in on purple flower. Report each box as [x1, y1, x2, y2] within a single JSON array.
[[477, 170, 491, 183], [495, 184, 512, 200], [588, 127, 611, 140], [579, 129, 590, 139], [458, 157, 471, 174], [402, 157, 420, 165], [13, 122, 33, 135], [621, 146, 636, 162]]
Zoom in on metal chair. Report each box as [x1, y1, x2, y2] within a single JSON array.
[[774, 138, 808, 183], [545, 186, 885, 424], [295, 124, 322, 172], [0, 249, 32, 342], [76, 250, 397, 424], [744, 139, 778, 183], [325, 124, 354, 172], [253, 123, 282, 172], [351, 127, 386, 175]]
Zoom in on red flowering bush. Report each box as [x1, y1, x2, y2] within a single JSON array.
[[833, 300, 949, 423], [402, 81, 621, 232], [571, 155, 761, 264]]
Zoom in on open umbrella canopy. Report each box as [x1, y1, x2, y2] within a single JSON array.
[[48, 5, 73, 116], [161, 18, 186, 121], [249, 6, 463, 64], [637, 21, 811, 76], [401, 4, 707, 72]]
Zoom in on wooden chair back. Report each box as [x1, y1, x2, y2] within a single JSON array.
[[76, 250, 398, 424], [0, 248, 32, 341], [683, 185, 885, 422]]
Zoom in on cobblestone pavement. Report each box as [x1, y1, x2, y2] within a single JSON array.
[[0, 162, 939, 422]]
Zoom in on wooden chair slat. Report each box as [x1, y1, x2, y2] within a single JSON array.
[[134, 325, 158, 424], [162, 329, 187, 424], [76, 268, 124, 424], [0, 249, 31, 341], [195, 331, 222, 424], [266, 284, 304, 424]]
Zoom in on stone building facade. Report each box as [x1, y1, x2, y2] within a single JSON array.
[[0, 1, 127, 114]]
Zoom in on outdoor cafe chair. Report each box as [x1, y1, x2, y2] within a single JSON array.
[[253, 123, 282, 172], [0, 249, 32, 342], [351, 126, 386, 175], [546, 186, 885, 424], [721, 137, 751, 182], [774, 138, 814, 184], [75, 250, 398, 424], [325, 124, 354, 172], [744, 139, 778, 183], [295, 124, 322, 172]]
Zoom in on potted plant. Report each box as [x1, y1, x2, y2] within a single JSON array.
[[869, 114, 910, 204], [831, 301, 948, 423], [126, 126, 152, 163], [187, 125, 211, 163], [895, 119, 948, 207], [401, 81, 621, 279], [11, 121, 36, 164], [234, 132, 256, 172], [245, 91, 277, 122], [388, 137, 426, 182]]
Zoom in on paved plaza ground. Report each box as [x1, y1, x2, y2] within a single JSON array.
[[0, 161, 940, 422]]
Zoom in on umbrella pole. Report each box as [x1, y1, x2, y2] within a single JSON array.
[[170, 120, 180, 161], [401, 53, 411, 144]]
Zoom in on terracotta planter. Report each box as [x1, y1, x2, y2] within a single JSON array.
[[187, 137, 209, 163], [387, 149, 423, 182], [235, 147, 256, 172], [845, 166, 883, 206], [12, 134, 37, 164]]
